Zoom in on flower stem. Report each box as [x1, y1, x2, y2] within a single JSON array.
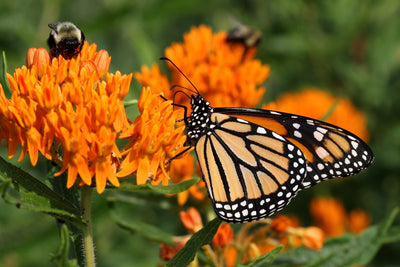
[[81, 186, 95, 267]]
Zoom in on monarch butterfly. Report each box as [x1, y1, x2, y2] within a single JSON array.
[[162, 58, 374, 223]]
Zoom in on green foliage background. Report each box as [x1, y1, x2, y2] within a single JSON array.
[[0, 0, 399, 266]]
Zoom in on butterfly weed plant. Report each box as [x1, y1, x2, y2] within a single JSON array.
[[0, 24, 398, 267]]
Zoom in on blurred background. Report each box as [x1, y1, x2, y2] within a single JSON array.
[[0, 0, 399, 266]]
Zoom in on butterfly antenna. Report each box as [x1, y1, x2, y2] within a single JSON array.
[[170, 84, 196, 96], [160, 57, 200, 95]]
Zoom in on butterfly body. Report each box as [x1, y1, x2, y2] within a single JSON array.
[[185, 94, 373, 223]]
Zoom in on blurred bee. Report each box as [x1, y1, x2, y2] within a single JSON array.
[[47, 21, 85, 59], [226, 19, 262, 48]]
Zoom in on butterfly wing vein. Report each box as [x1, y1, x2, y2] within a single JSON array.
[[196, 113, 307, 222]]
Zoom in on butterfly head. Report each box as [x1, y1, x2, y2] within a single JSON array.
[[186, 94, 214, 142]]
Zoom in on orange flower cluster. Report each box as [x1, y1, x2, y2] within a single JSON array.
[[263, 87, 369, 142], [310, 197, 371, 237], [135, 25, 270, 108], [117, 87, 189, 186], [0, 42, 132, 193], [160, 207, 325, 266], [0, 40, 193, 194]]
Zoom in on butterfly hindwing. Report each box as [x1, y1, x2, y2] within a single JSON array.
[[195, 112, 307, 222], [215, 108, 374, 189]]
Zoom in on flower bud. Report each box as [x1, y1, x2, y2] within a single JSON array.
[[179, 207, 203, 233], [92, 49, 110, 79], [26, 48, 37, 68], [212, 223, 233, 248], [34, 48, 51, 77], [301, 226, 325, 250], [27, 48, 51, 78]]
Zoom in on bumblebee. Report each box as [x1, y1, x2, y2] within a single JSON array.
[[47, 21, 85, 59], [226, 23, 262, 48], [226, 17, 262, 48]]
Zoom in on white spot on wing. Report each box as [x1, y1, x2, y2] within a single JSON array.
[[270, 111, 281, 115], [293, 123, 300, 129], [294, 130, 302, 138], [315, 146, 330, 159], [317, 127, 328, 134], [237, 118, 248, 124], [313, 131, 324, 141], [351, 141, 359, 149], [257, 127, 267, 134], [272, 132, 285, 141]]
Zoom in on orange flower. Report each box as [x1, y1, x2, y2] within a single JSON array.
[[159, 240, 187, 261], [224, 245, 238, 267], [310, 197, 347, 237], [180, 207, 203, 234], [300, 226, 325, 250], [310, 197, 372, 238], [263, 88, 369, 142], [212, 223, 234, 248], [117, 87, 189, 186], [270, 215, 297, 234], [348, 209, 371, 234], [1, 42, 132, 193]]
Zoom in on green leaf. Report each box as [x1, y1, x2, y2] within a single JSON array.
[[0, 51, 11, 96], [237, 245, 284, 267], [0, 157, 84, 227], [112, 212, 175, 245], [167, 217, 222, 267], [50, 224, 79, 267], [274, 208, 399, 267], [116, 176, 201, 194]]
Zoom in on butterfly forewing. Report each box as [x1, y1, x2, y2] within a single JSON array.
[[195, 112, 307, 223], [216, 108, 374, 189]]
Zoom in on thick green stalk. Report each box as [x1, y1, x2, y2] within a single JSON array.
[[81, 186, 95, 267]]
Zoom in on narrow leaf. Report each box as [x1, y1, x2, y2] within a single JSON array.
[[0, 157, 84, 226], [238, 245, 284, 267], [112, 212, 174, 245], [116, 176, 201, 194], [167, 217, 222, 267], [0, 51, 11, 96]]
